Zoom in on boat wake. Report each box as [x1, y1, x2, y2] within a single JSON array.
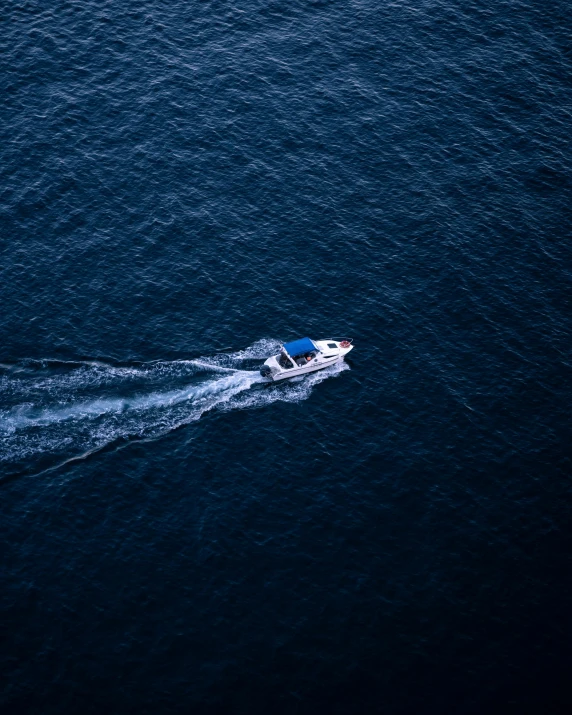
[[0, 340, 349, 477]]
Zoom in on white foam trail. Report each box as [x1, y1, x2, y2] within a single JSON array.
[[0, 370, 260, 433], [190, 360, 240, 373], [0, 340, 350, 470]]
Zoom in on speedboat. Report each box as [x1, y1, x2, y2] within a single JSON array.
[[260, 337, 353, 381]]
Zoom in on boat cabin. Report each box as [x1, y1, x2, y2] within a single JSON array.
[[280, 337, 319, 369]]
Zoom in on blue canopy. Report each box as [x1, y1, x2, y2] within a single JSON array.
[[283, 337, 317, 356]]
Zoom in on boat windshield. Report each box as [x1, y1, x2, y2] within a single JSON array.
[[278, 353, 294, 369]]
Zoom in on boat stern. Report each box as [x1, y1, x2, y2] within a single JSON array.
[[260, 356, 281, 380]]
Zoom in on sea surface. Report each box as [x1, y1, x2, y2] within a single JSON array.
[[2, 1, 571, 713]]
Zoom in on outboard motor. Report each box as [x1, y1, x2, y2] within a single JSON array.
[[260, 365, 273, 378]]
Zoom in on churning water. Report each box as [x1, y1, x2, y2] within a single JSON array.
[[1, 340, 349, 476]]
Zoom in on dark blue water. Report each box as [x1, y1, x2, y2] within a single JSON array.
[[2, 1, 572, 712]]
